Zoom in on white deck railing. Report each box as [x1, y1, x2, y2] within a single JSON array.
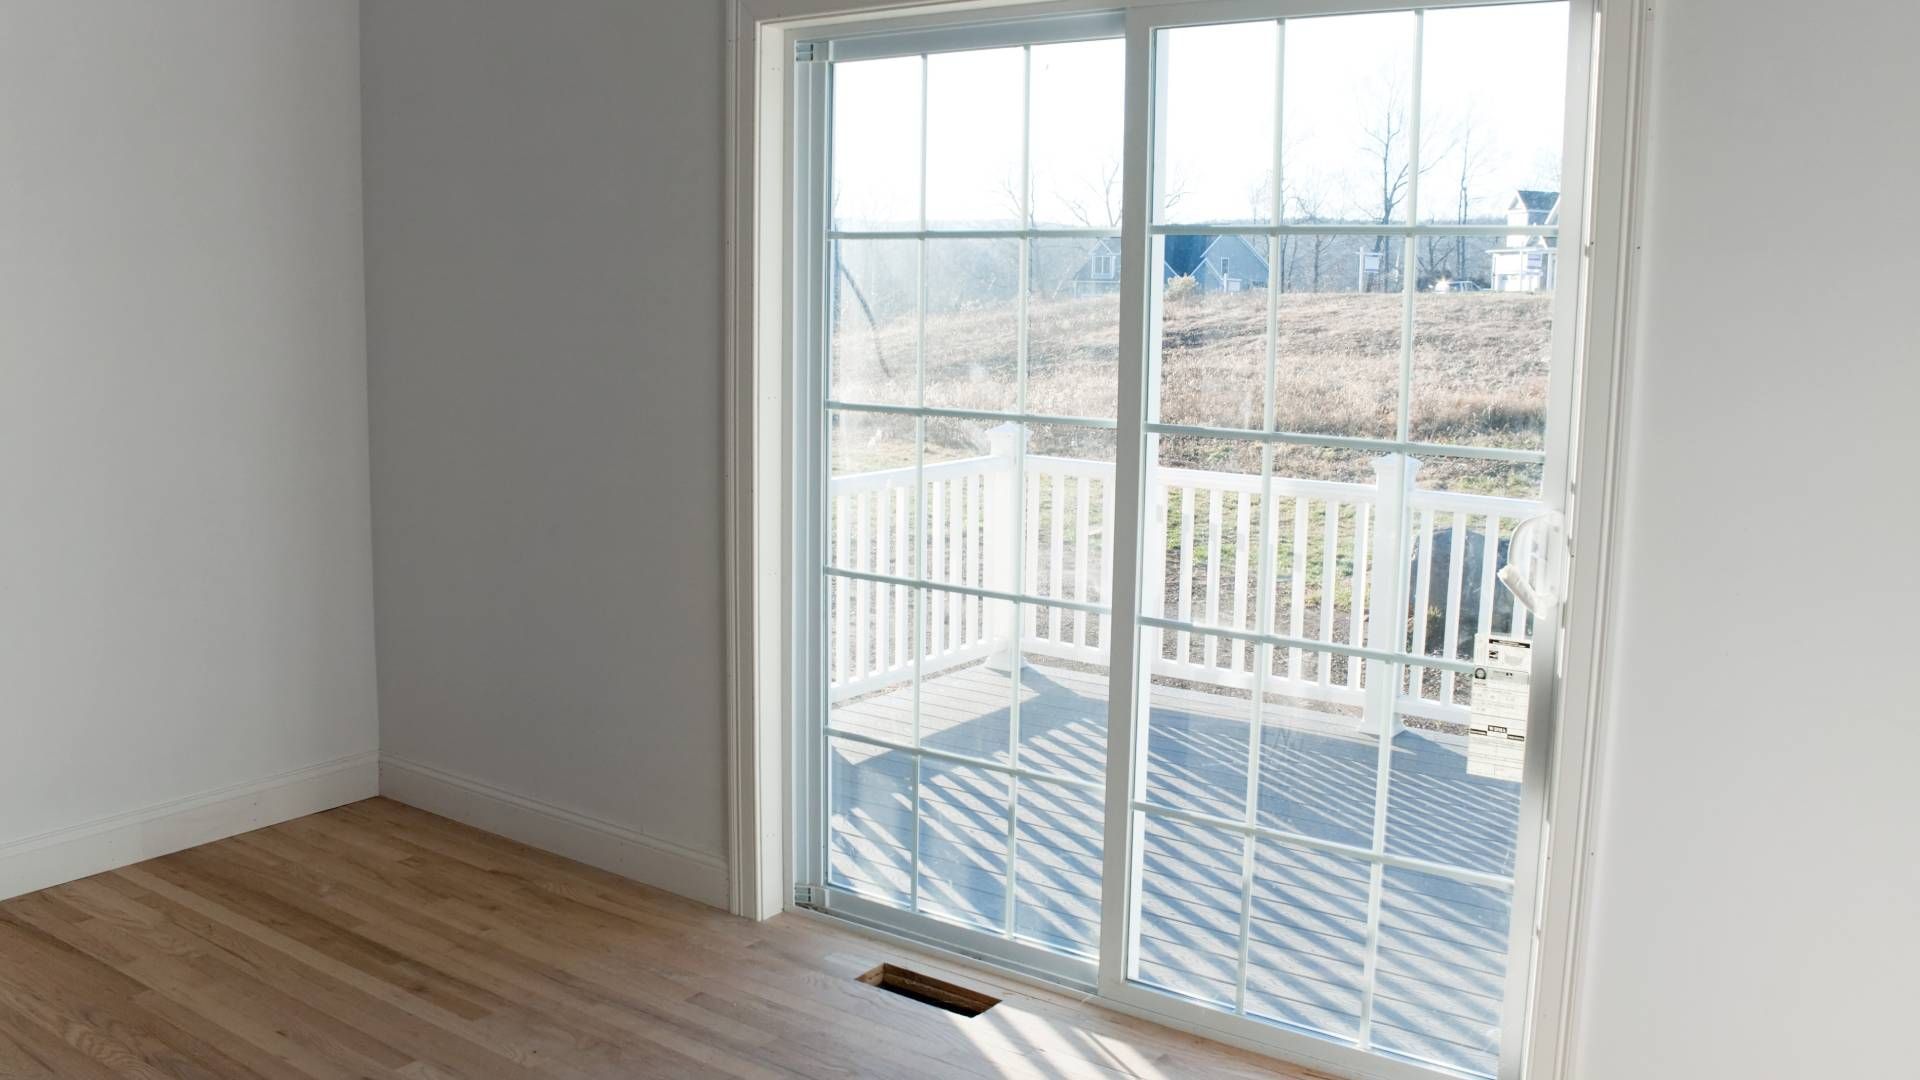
[[827, 424, 1539, 728]]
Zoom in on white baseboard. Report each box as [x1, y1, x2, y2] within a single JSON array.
[[0, 750, 380, 902], [378, 755, 730, 909]]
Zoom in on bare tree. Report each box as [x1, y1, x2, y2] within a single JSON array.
[[1355, 77, 1457, 290]]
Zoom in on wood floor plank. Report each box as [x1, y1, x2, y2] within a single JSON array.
[[0, 799, 1320, 1080]]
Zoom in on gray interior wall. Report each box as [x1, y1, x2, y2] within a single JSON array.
[[0, 1, 377, 844], [360, 0, 730, 861], [1570, 2, 1919, 1076]]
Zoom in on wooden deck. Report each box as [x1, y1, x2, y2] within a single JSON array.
[[828, 660, 1521, 1077]]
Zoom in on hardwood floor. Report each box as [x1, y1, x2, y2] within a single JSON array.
[[0, 798, 1315, 1079]]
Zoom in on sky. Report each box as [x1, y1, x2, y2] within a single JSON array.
[[831, 0, 1570, 231]]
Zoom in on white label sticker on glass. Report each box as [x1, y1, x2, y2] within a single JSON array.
[[1469, 635, 1531, 782]]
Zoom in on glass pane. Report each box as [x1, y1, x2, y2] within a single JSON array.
[[827, 737, 914, 906], [918, 588, 1013, 764], [1157, 235, 1272, 431], [1372, 868, 1513, 1077], [1412, 237, 1554, 451], [1157, 23, 1277, 225], [1244, 841, 1370, 1040], [1030, 39, 1126, 229], [830, 239, 919, 406], [1029, 237, 1121, 420], [1148, 437, 1264, 672], [926, 48, 1024, 229], [1017, 603, 1109, 786], [1267, 445, 1380, 691], [1254, 667, 1376, 848], [1400, 505, 1529, 712], [832, 56, 921, 230], [1281, 11, 1417, 226], [1141, 676, 1250, 822], [1013, 778, 1104, 958], [1025, 425, 1116, 606], [924, 238, 1020, 413], [1133, 814, 1244, 1007], [1274, 234, 1404, 439], [1419, 3, 1569, 226], [828, 410, 915, 575], [919, 416, 996, 591], [917, 760, 1011, 932], [1385, 714, 1520, 880], [827, 584, 916, 745]]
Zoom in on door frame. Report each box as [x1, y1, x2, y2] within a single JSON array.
[[724, 2, 1656, 1077]]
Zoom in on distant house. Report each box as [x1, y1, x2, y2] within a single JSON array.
[[1163, 233, 1268, 293], [1065, 234, 1270, 295], [1489, 189, 1559, 292], [1064, 237, 1123, 296]]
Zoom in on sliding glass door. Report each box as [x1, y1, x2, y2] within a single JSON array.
[[797, 4, 1589, 1077]]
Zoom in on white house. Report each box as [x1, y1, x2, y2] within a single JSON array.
[[1489, 188, 1560, 292]]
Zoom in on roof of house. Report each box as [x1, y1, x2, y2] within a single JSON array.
[[1515, 189, 1559, 213], [1163, 233, 1268, 277]]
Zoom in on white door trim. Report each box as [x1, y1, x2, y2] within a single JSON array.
[[722, 3, 1657, 1077]]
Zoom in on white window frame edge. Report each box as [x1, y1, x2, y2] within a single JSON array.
[[722, 3, 1657, 1078]]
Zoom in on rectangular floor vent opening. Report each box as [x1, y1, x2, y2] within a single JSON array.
[[857, 964, 1000, 1017]]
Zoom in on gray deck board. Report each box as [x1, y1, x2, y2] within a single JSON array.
[[827, 659, 1520, 1077]]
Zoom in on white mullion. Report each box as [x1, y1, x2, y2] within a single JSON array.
[[1096, 10, 1156, 995], [824, 565, 1108, 617], [1143, 221, 1554, 238], [1360, 14, 1424, 1047], [829, 225, 1115, 240], [829, 724, 1105, 797], [908, 52, 929, 916], [1130, 800, 1513, 892], [1234, 22, 1285, 1017], [1002, 42, 1035, 942], [1141, 419, 1549, 465]]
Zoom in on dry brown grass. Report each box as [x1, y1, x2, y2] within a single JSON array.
[[832, 288, 1553, 496]]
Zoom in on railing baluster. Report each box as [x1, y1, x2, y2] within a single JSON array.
[[1231, 493, 1250, 674], [1099, 476, 1115, 651], [1411, 507, 1437, 704], [1505, 515, 1527, 637], [875, 488, 891, 673], [1350, 501, 1371, 691], [1321, 499, 1339, 687], [930, 479, 946, 657], [1204, 489, 1223, 668], [895, 483, 908, 667], [1442, 510, 1468, 705], [1290, 495, 1308, 682], [1050, 472, 1066, 642], [1025, 464, 1042, 647], [960, 472, 975, 645], [1176, 487, 1194, 665], [1074, 475, 1091, 646], [1477, 513, 1500, 656], [856, 491, 871, 681], [835, 496, 849, 687]]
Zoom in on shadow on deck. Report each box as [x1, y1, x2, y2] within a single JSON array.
[[827, 659, 1521, 1077]]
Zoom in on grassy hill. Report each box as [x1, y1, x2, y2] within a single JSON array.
[[833, 288, 1553, 498]]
